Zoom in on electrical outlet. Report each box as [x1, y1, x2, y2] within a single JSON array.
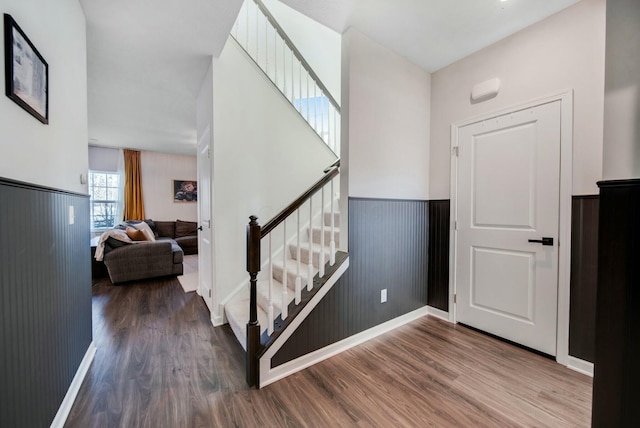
[[381, 289, 387, 303]]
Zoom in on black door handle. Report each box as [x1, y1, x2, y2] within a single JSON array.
[[197, 226, 203, 231], [528, 237, 553, 246]]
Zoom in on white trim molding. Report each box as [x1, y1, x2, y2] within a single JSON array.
[[426, 306, 451, 322], [449, 90, 574, 368], [567, 356, 594, 377], [50, 342, 96, 428], [259, 304, 429, 388]]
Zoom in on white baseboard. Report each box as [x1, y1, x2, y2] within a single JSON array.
[[259, 305, 429, 388], [426, 306, 450, 322], [50, 341, 96, 428], [567, 356, 594, 377], [211, 313, 225, 327]]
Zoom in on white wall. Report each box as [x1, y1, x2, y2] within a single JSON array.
[[212, 40, 336, 304], [88, 146, 119, 172], [197, 61, 214, 144], [141, 151, 197, 221], [262, 0, 341, 104], [430, 0, 606, 198], [343, 28, 431, 200], [0, 0, 87, 193], [602, 0, 640, 180]]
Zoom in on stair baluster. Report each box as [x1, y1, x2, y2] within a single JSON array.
[[295, 208, 302, 304], [307, 196, 314, 290], [330, 178, 336, 266], [319, 186, 325, 278], [268, 234, 274, 334], [282, 220, 288, 320]]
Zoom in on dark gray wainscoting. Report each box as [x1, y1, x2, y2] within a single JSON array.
[[569, 195, 599, 363], [272, 197, 429, 367], [0, 178, 92, 428], [427, 200, 450, 312]]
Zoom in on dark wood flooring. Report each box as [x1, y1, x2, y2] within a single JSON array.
[[66, 277, 592, 427]]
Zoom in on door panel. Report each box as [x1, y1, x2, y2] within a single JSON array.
[[198, 127, 214, 314], [472, 247, 534, 322], [473, 123, 536, 229], [456, 101, 560, 355]]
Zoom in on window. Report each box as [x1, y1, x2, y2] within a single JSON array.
[[89, 171, 120, 229]]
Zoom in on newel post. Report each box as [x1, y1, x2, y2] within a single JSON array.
[[246, 215, 261, 387]]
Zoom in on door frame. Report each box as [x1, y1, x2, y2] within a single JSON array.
[[448, 90, 573, 367]]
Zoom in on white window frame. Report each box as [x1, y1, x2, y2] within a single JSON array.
[[89, 170, 121, 231]]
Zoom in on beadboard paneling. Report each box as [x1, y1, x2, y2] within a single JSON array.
[[0, 178, 92, 428], [569, 195, 599, 363], [272, 197, 429, 367], [427, 200, 450, 312]]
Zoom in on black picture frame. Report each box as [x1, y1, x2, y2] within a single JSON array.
[[173, 180, 197, 202], [4, 14, 48, 124]]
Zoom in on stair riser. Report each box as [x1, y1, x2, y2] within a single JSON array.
[[272, 264, 311, 290], [225, 298, 270, 350], [257, 289, 289, 317], [311, 228, 340, 246], [289, 244, 331, 267], [323, 212, 340, 227]]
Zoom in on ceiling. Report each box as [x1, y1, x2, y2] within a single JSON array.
[[81, 0, 582, 156], [80, 0, 243, 155]]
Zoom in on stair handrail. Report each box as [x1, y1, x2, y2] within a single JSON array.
[[252, 0, 340, 114], [261, 164, 339, 236], [246, 161, 340, 386]]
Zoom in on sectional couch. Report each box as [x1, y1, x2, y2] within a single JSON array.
[[99, 219, 198, 283]]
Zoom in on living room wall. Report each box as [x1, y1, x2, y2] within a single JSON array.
[[88, 146, 197, 224], [141, 151, 197, 222]]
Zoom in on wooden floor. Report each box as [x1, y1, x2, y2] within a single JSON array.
[[66, 277, 592, 427]]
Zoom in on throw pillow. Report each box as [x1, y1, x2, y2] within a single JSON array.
[[175, 220, 198, 237], [132, 221, 156, 242], [126, 227, 147, 241]]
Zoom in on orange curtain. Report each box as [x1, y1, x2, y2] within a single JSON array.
[[123, 149, 145, 220]]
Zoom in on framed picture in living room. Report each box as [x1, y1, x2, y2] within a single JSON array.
[[3, 14, 48, 124], [173, 180, 197, 202]]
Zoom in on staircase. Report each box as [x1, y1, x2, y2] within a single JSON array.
[[222, 0, 348, 388], [225, 196, 341, 349]]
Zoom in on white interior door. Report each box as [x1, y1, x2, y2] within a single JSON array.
[[198, 127, 214, 314], [455, 101, 561, 355]]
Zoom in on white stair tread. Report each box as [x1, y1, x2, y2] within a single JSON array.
[[256, 278, 294, 316], [272, 258, 317, 287], [289, 243, 331, 268]]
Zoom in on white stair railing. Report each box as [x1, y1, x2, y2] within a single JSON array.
[[231, 0, 341, 156], [245, 163, 340, 386]]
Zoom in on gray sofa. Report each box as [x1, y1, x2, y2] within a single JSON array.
[[152, 220, 198, 255], [103, 238, 184, 283], [102, 220, 195, 284]]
